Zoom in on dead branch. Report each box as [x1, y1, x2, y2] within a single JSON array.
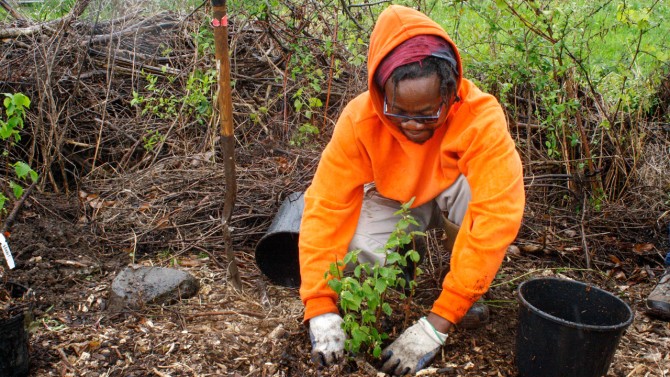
[[84, 21, 180, 47], [0, 0, 26, 21], [0, 21, 57, 38], [1, 180, 37, 235], [88, 48, 181, 76], [0, 0, 89, 38], [186, 310, 265, 319]]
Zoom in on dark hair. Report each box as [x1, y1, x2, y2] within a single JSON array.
[[388, 57, 459, 104]]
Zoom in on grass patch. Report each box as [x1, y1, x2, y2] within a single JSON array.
[[428, 1, 669, 113]]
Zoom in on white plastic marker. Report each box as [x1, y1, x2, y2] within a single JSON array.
[[0, 233, 15, 269]]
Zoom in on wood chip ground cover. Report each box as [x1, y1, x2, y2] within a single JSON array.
[[1, 207, 667, 376]]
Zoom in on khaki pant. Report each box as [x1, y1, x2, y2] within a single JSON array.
[[348, 175, 471, 266]]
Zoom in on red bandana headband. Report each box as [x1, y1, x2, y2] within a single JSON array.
[[374, 35, 458, 89]]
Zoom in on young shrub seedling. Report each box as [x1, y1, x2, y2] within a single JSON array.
[[326, 198, 424, 358], [0, 93, 38, 213]]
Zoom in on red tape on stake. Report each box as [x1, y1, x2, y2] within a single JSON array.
[[211, 15, 228, 28]]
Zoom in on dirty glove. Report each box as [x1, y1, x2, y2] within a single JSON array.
[[309, 313, 345, 366], [380, 317, 447, 375]]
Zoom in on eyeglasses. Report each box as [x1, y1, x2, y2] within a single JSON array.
[[383, 97, 443, 125]]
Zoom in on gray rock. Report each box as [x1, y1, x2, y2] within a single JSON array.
[[107, 265, 199, 311]]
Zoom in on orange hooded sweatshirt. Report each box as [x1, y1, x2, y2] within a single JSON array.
[[299, 5, 525, 325]]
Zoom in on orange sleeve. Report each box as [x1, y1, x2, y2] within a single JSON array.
[[430, 100, 525, 324], [298, 103, 374, 322]]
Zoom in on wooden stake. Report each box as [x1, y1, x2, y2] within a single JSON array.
[[211, 0, 241, 290]]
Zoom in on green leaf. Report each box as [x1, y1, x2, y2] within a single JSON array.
[[353, 326, 367, 340], [328, 263, 340, 277], [372, 345, 382, 358], [327, 279, 342, 293], [343, 251, 357, 265], [362, 282, 373, 296], [362, 311, 377, 324], [7, 116, 19, 129], [377, 266, 390, 279], [4, 102, 15, 117], [374, 279, 387, 293], [410, 230, 426, 237], [15, 93, 30, 108], [386, 252, 402, 265], [386, 237, 400, 249], [341, 291, 361, 311], [13, 161, 33, 180], [10, 181, 23, 199], [343, 313, 356, 324], [637, 18, 650, 30], [0, 125, 13, 139], [0, 193, 7, 210], [407, 217, 420, 226], [382, 302, 392, 316]]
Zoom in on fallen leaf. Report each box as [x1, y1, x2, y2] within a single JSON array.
[[633, 243, 655, 254], [613, 270, 627, 280], [89, 199, 103, 209], [520, 244, 543, 253], [563, 229, 578, 237], [608, 254, 622, 266], [507, 245, 520, 256], [155, 214, 171, 229], [88, 340, 101, 351], [179, 259, 201, 267]]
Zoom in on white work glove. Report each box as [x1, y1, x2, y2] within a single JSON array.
[[380, 317, 447, 375], [308, 313, 346, 366]]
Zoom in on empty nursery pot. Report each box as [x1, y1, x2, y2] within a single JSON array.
[[516, 277, 633, 377], [0, 282, 31, 377], [255, 192, 304, 288]]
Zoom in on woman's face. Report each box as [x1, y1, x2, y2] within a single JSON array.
[[383, 72, 447, 144]]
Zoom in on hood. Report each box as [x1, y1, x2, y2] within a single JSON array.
[[367, 5, 463, 120]]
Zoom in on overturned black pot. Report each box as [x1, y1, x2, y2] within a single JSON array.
[[0, 282, 32, 377], [255, 192, 304, 288]]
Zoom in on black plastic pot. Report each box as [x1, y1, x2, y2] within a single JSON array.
[[0, 282, 31, 377], [255, 192, 304, 288], [516, 277, 633, 377]]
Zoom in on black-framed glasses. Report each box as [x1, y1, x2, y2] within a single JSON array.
[[383, 97, 444, 125]]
